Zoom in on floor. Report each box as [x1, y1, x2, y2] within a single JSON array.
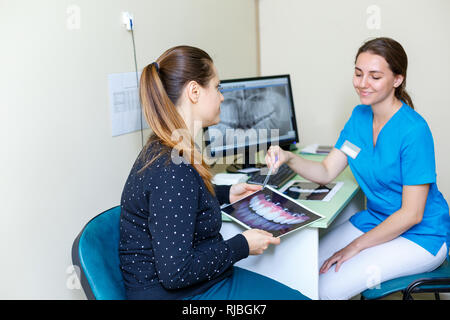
[[351, 292, 450, 300]]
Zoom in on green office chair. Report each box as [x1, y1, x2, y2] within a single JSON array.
[[72, 206, 126, 300], [361, 251, 450, 300]]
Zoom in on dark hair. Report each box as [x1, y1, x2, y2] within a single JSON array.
[[355, 37, 414, 109], [139, 45, 216, 195]]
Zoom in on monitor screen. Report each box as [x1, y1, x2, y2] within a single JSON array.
[[204, 75, 299, 164]]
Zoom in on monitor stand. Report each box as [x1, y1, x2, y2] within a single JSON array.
[[225, 148, 266, 173], [226, 162, 266, 173], [224, 143, 298, 173]]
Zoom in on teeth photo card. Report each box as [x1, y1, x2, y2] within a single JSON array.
[[221, 186, 324, 238]]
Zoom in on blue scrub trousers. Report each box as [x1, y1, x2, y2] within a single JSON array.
[[185, 267, 310, 300]]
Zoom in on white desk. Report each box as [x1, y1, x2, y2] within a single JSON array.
[[218, 153, 365, 299]]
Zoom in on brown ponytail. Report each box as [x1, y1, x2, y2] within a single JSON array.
[[138, 46, 215, 195], [356, 37, 415, 110], [394, 82, 414, 110]]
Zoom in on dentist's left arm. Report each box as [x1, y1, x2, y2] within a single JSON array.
[[320, 184, 429, 273]]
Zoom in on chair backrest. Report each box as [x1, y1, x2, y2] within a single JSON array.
[[72, 206, 126, 300]]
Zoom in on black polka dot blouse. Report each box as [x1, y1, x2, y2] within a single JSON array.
[[119, 142, 249, 299]]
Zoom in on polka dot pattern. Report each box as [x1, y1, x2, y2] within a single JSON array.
[[118, 145, 249, 299]]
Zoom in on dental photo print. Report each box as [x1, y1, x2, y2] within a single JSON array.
[[221, 187, 323, 237]]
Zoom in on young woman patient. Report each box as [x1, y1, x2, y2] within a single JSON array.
[[118, 45, 310, 300]]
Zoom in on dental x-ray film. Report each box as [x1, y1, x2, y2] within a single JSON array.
[[221, 186, 324, 238]]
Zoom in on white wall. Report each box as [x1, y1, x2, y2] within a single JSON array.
[[0, 0, 259, 299], [259, 0, 450, 203], [2, 0, 448, 300]]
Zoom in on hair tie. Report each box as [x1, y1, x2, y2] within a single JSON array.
[[153, 62, 160, 73]]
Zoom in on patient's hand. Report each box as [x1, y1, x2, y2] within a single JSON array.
[[242, 229, 280, 255], [229, 183, 262, 203]]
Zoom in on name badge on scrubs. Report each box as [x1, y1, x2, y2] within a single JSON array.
[[340, 140, 361, 159]]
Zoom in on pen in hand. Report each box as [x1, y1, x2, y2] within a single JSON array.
[[262, 154, 278, 188]]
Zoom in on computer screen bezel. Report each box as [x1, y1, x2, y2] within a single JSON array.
[[203, 74, 300, 163]]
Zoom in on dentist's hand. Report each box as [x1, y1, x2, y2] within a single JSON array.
[[319, 242, 361, 273], [265, 146, 291, 173]]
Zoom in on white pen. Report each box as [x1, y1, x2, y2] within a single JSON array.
[[262, 154, 278, 188]]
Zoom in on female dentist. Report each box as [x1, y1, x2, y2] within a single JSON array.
[[266, 37, 450, 300]]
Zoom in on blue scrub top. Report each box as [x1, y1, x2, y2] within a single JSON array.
[[335, 102, 450, 256]]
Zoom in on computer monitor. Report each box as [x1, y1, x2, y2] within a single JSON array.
[[204, 74, 299, 172]]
